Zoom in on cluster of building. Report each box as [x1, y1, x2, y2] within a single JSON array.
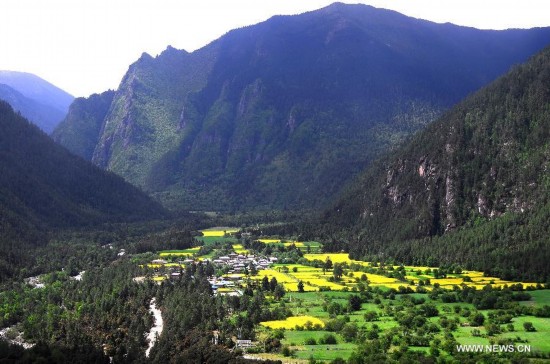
[[147, 252, 279, 294], [211, 252, 278, 274]]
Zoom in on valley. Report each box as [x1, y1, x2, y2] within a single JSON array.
[[1, 2, 550, 363], [137, 227, 550, 362], [2, 224, 548, 363]]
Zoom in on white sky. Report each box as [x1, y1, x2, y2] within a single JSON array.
[[1, 0, 548, 97]]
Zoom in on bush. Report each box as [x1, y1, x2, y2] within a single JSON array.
[[470, 312, 485, 326], [319, 333, 338, 345], [304, 337, 317, 345], [523, 322, 536, 332], [340, 323, 358, 342], [364, 311, 378, 322]]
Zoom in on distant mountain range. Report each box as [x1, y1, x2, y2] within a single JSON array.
[[0, 70, 73, 133], [53, 3, 550, 211], [323, 46, 550, 281]]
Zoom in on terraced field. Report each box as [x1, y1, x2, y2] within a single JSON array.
[[142, 231, 548, 362]]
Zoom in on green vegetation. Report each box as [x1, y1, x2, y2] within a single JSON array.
[[1, 216, 549, 363], [3, 6, 550, 364], [53, 4, 550, 211], [253, 286, 550, 362], [323, 46, 550, 283], [52, 90, 115, 160], [0, 101, 166, 281], [137, 228, 550, 363]]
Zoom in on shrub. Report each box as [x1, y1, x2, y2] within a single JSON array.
[[304, 337, 317, 345], [523, 322, 536, 332], [364, 311, 378, 322], [319, 333, 338, 345], [341, 323, 359, 342], [470, 313, 485, 326]]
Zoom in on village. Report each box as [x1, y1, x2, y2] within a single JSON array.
[[147, 251, 280, 296]]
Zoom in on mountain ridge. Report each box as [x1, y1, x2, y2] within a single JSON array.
[[0, 100, 166, 236], [0, 70, 73, 113], [0, 70, 74, 132], [0, 83, 66, 133], [322, 46, 550, 281], [53, 3, 550, 211]]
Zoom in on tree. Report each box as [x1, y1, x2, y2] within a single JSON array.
[[486, 323, 501, 336], [261, 276, 270, 291], [269, 277, 278, 292], [319, 333, 337, 345], [364, 311, 378, 322], [523, 322, 536, 332], [333, 263, 343, 281], [274, 284, 286, 300], [341, 323, 358, 342], [470, 312, 485, 326], [298, 281, 305, 293], [348, 295, 362, 311]]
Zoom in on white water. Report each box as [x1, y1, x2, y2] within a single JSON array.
[[145, 297, 163, 357], [0, 326, 34, 349], [73, 270, 85, 281]]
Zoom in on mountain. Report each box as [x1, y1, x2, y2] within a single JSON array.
[[53, 3, 550, 211], [0, 71, 74, 133], [323, 46, 550, 281], [51, 90, 115, 160], [0, 71, 73, 114], [0, 100, 166, 241], [0, 84, 66, 133]]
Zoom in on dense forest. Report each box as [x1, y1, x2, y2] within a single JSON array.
[[321, 46, 550, 282], [0, 227, 289, 363], [0, 101, 166, 281], [51, 91, 115, 160]]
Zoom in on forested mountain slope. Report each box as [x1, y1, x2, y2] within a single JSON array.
[[0, 100, 165, 260], [54, 3, 550, 211], [51, 90, 115, 160], [323, 46, 550, 281]]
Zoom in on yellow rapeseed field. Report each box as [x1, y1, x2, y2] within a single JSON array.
[[303, 253, 352, 264], [255, 269, 296, 283], [260, 316, 324, 329], [258, 239, 281, 243], [159, 252, 192, 257], [232, 244, 249, 254], [284, 242, 305, 247], [201, 228, 239, 237], [159, 247, 200, 257]]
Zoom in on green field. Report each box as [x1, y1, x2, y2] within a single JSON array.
[[255, 289, 550, 362], [520, 289, 550, 307], [147, 231, 550, 362], [196, 235, 239, 245]]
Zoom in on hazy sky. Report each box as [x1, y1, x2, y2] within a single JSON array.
[[2, 0, 548, 97]]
